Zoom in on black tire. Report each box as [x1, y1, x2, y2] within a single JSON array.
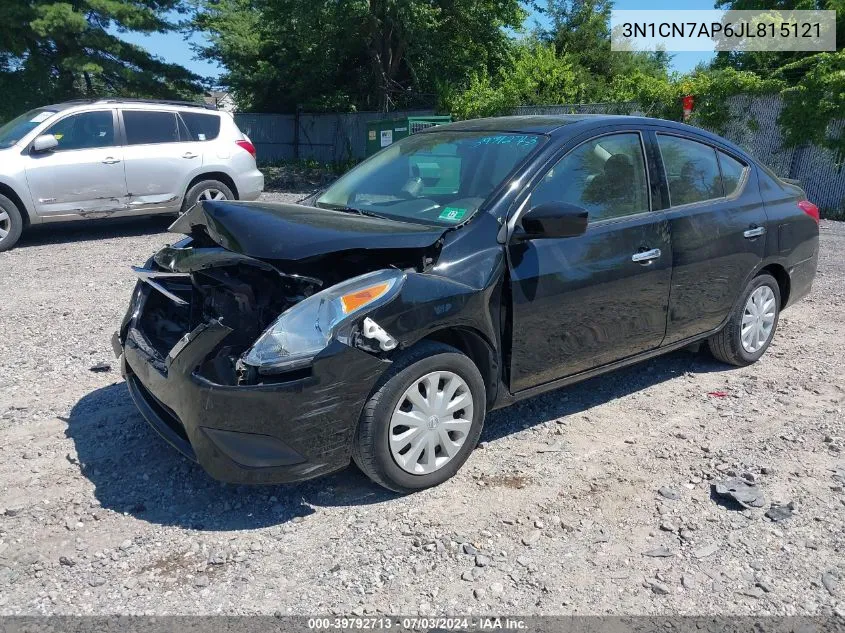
[[180, 179, 235, 214], [352, 341, 486, 493], [708, 273, 781, 367], [0, 193, 24, 252]]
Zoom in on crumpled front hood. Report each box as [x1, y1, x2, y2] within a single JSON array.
[[169, 200, 446, 261]]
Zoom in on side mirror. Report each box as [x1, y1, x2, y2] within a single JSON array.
[[514, 201, 588, 240], [31, 134, 59, 154]]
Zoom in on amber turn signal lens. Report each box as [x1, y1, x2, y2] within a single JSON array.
[[340, 282, 390, 314]]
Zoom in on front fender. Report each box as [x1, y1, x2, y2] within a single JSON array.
[[365, 271, 500, 352], [0, 176, 38, 224]]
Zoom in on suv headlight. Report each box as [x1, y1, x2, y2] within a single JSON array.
[[243, 269, 405, 372]]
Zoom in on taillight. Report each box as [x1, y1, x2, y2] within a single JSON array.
[[235, 139, 256, 159], [798, 200, 820, 223]]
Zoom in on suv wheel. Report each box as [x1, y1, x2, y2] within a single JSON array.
[[181, 179, 235, 214], [708, 273, 781, 366], [352, 341, 486, 493], [0, 194, 24, 252]]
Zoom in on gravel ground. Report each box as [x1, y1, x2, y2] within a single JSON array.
[[0, 197, 843, 616]]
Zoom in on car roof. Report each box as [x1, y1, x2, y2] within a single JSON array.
[[43, 99, 217, 112], [426, 114, 751, 161]]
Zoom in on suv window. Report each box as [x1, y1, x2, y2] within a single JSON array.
[[180, 112, 221, 141], [657, 135, 722, 206], [44, 111, 115, 151], [530, 132, 649, 222], [718, 150, 747, 197], [0, 108, 58, 149], [123, 111, 179, 145]]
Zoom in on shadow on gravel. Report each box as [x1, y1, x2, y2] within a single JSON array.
[[482, 347, 732, 443], [66, 348, 731, 531], [16, 215, 174, 248], [65, 382, 397, 531]]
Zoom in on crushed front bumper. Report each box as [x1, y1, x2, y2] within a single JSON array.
[[116, 298, 390, 485]]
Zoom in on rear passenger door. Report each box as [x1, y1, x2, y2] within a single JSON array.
[[653, 132, 767, 344], [120, 110, 206, 213]]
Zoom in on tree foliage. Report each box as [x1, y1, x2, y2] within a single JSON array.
[[712, 0, 845, 76], [710, 0, 845, 158], [443, 0, 673, 120], [777, 51, 845, 158], [195, 0, 527, 113], [444, 42, 585, 120], [0, 0, 203, 120]]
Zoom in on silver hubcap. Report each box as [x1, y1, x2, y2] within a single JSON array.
[[389, 371, 474, 475], [198, 189, 227, 202], [0, 210, 10, 239], [741, 285, 776, 353]]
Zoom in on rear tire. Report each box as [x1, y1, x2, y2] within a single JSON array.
[[708, 273, 780, 367], [0, 194, 24, 252], [352, 341, 486, 493], [180, 179, 235, 214]]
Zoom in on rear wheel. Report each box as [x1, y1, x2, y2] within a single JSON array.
[[352, 341, 486, 493], [708, 273, 780, 366], [181, 179, 235, 214], [0, 194, 24, 252]]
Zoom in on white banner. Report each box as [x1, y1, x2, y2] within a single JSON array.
[[611, 9, 836, 52]]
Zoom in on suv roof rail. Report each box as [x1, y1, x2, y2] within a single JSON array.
[[93, 98, 217, 111]]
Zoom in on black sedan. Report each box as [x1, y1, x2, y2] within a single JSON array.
[[115, 115, 819, 493]]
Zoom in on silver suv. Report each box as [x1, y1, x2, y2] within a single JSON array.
[[0, 99, 264, 251]]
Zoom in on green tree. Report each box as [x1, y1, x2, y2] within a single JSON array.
[[712, 0, 844, 76], [444, 41, 585, 119], [541, 0, 673, 98], [195, 0, 527, 113], [710, 0, 845, 158], [0, 0, 203, 121]]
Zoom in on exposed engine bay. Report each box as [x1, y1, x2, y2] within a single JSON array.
[[137, 243, 437, 386], [129, 199, 450, 387]]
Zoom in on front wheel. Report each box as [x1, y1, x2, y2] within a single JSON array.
[[352, 341, 486, 493], [708, 273, 781, 366], [0, 194, 24, 252]]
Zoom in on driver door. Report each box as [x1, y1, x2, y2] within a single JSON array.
[[23, 109, 128, 217], [507, 131, 672, 392]]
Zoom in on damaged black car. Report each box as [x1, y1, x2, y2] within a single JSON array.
[[115, 115, 818, 493]]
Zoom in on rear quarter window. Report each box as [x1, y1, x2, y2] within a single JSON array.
[[180, 112, 221, 141], [717, 151, 748, 197]]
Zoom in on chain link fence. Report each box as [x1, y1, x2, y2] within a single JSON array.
[[234, 110, 436, 164]]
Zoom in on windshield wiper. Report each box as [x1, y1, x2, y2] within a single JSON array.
[[316, 202, 387, 219]]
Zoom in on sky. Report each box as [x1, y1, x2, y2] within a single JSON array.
[[115, 0, 717, 86]]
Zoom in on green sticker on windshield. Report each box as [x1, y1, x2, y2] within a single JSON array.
[[438, 207, 467, 222]]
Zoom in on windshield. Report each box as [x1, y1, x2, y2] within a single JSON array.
[[0, 109, 58, 149], [317, 131, 546, 226]]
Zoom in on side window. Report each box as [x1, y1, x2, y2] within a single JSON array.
[[718, 151, 747, 197], [530, 132, 649, 222], [123, 111, 179, 145], [657, 135, 723, 206], [44, 111, 115, 151], [180, 112, 221, 141]]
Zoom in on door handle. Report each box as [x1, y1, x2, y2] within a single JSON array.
[[743, 226, 766, 239], [631, 248, 661, 263], [182, 152, 198, 159], [102, 157, 121, 164]]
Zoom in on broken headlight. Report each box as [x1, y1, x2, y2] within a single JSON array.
[[243, 269, 405, 372]]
